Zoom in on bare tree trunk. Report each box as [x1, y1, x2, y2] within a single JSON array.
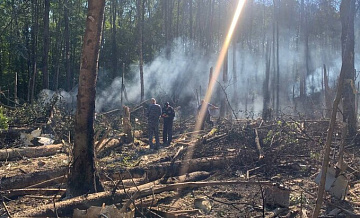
[[14, 72, 18, 104], [232, 39, 238, 110], [220, 50, 228, 118], [67, 0, 105, 197], [28, 0, 38, 103], [64, 0, 71, 91], [53, 3, 62, 91], [189, 0, 193, 40], [42, 0, 50, 90], [299, 0, 306, 100], [340, 0, 356, 137], [121, 63, 125, 107], [111, 0, 118, 80], [137, 0, 145, 102], [262, 41, 271, 121], [208, 67, 213, 91], [323, 64, 331, 118]]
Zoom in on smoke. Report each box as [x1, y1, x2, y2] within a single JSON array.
[[96, 38, 218, 114], [41, 35, 360, 119]]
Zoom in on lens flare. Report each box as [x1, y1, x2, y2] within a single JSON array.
[[180, 0, 246, 176]]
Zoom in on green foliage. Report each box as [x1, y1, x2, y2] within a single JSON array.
[[0, 107, 9, 130]]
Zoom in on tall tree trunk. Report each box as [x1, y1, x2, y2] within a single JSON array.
[[275, 13, 280, 116], [299, 0, 306, 100], [67, 0, 105, 197], [137, 0, 144, 102], [42, 0, 50, 90], [29, 0, 39, 103], [220, 50, 228, 118], [340, 0, 356, 137], [189, 0, 193, 40], [64, 0, 72, 91], [232, 39, 238, 110], [53, 8, 62, 91], [323, 64, 331, 118], [14, 72, 18, 104], [111, 0, 118, 80], [262, 41, 271, 121]]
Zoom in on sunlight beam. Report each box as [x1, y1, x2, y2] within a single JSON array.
[[181, 0, 247, 176]]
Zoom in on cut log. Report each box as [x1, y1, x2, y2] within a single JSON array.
[[0, 143, 64, 161], [15, 175, 272, 217]]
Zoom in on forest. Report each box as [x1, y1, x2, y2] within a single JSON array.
[[0, 0, 360, 217]]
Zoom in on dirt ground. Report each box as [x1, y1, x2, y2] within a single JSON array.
[[1, 116, 360, 217]]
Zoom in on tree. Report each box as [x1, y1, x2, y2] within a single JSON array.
[[67, 0, 105, 197], [137, 0, 145, 102], [340, 0, 356, 137], [42, 0, 50, 90], [64, 0, 71, 91]]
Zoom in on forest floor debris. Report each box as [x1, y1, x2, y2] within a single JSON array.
[[1, 115, 360, 217]]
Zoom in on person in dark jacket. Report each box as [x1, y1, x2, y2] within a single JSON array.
[[147, 98, 162, 149], [161, 102, 175, 145], [197, 99, 218, 130]]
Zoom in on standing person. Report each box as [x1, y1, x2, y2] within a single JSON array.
[[147, 98, 162, 149], [161, 102, 175, 146], [197, 99, 219, 130]]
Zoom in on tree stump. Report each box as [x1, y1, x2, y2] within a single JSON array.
[[123, 106, 133, 143]]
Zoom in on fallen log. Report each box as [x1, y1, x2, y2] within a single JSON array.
[[2, 154, 235, 191], [14, 171, 212, 217], [27, 175, 67, 188], [1, 188, 66, 198], [105, 155, 237, 181], [0, 143, 64, 161], [0, 167, 67, 190]]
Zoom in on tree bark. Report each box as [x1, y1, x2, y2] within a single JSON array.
[[67, 0, 106, 197]]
